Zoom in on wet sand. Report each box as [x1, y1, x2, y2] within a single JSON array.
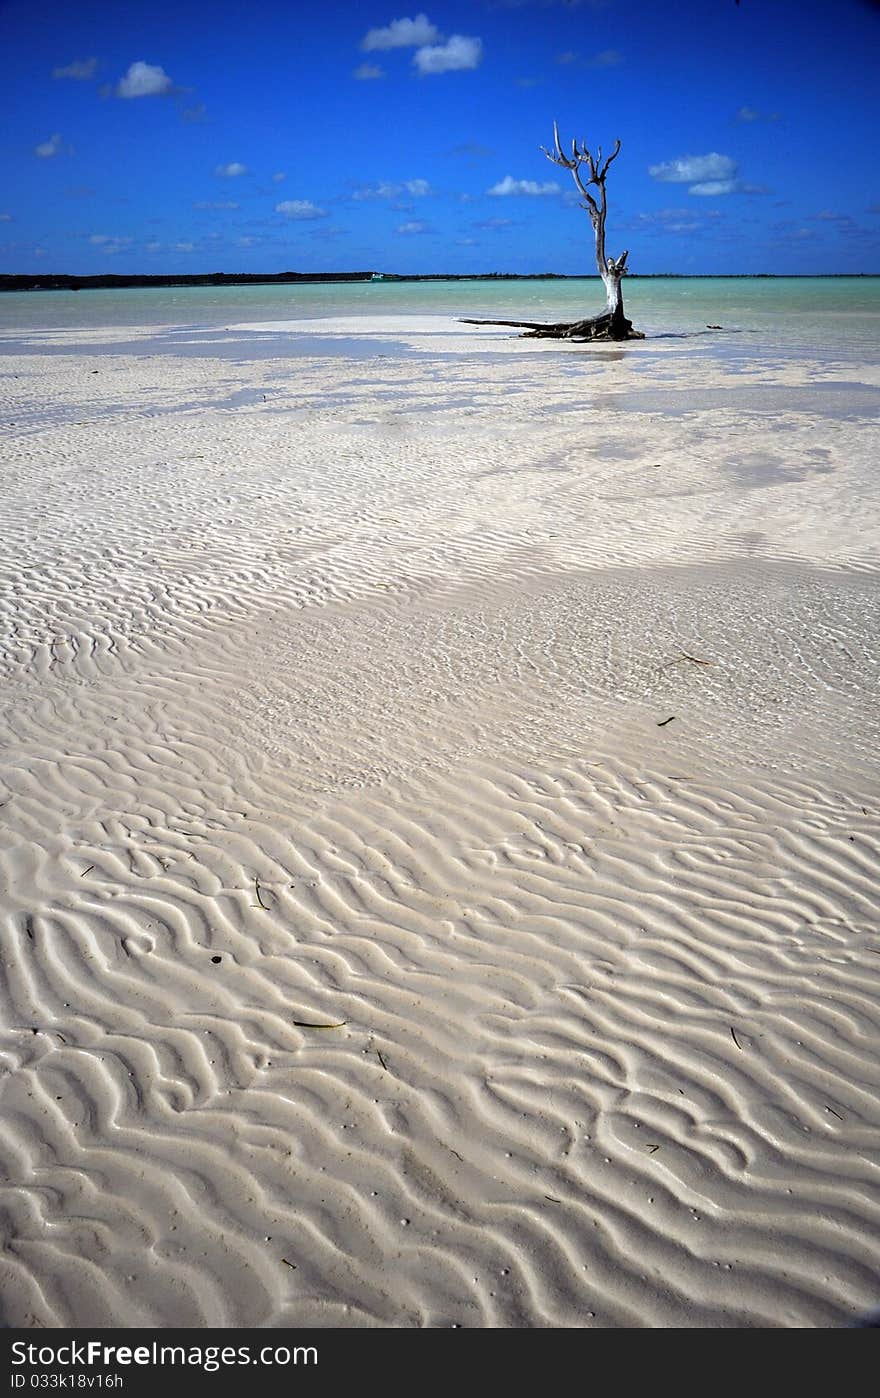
[[1, 315, 878, 1327]]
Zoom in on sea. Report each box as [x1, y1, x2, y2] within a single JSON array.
[[1, 276, 879, 356]]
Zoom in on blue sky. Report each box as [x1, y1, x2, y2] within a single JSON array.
[[2, 0, 879, 275]]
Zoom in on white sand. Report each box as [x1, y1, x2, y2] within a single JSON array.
[[1, 315, 879, 1327]]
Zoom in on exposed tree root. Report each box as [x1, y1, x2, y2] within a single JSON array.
[[460, 311, 644, 342]]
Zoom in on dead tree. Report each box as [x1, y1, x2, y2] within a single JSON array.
[[462, 123, 644, 342]]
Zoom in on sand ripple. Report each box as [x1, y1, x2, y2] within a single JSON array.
[[1, 321, 879, 1327]]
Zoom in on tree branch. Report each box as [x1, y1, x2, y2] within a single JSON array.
[[573, 170, 600, 219], [599, 139, 622, 182]]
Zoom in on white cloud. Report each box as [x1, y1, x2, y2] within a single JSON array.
[[352, 182, 395, 201], [194, 200, 240, 209], [175, 242, 195, 252], [352, 179, 430, 200], [53, 57, 97, 80], [116, 61, 175, 99], [275, 200, 327, 219], [688, 180, 737, 197], [648, 154, 765, 197], [0, 213, 11, 222], [89, 234, 133, 254], [649, 153, 737, 184], [34, 133, 62, 159], [736, 106, 779, 123], [353, 181, 398, 201], [414, 35, 482, 73], [361, 15, 439, 50], [272, 172, 286, 182], [396, 220, 429, 234], [488, 175, 560, 196], [634, 207, 718, 226], [354, 63, 385, 80], [215, 162, 248, 177]]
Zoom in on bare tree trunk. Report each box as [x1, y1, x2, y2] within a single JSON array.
[[462, 125, 644, 343], [596, 251, 641, 340]]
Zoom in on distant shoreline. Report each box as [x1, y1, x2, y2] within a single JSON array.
[[1, 270, 878, 293]]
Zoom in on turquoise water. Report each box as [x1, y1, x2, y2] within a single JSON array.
[[1, 276, 878, 357]]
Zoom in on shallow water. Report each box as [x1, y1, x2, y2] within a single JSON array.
[[1, 276, 879, 361]]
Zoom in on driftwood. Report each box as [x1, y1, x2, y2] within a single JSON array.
[[462, 124, 644, 343], [460, 310, 638, 342]]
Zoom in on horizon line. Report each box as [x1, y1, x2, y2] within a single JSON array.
[[2, 270, 879, 291]]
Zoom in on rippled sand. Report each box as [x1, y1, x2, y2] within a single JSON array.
[[1, 315, 879, 1327]]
